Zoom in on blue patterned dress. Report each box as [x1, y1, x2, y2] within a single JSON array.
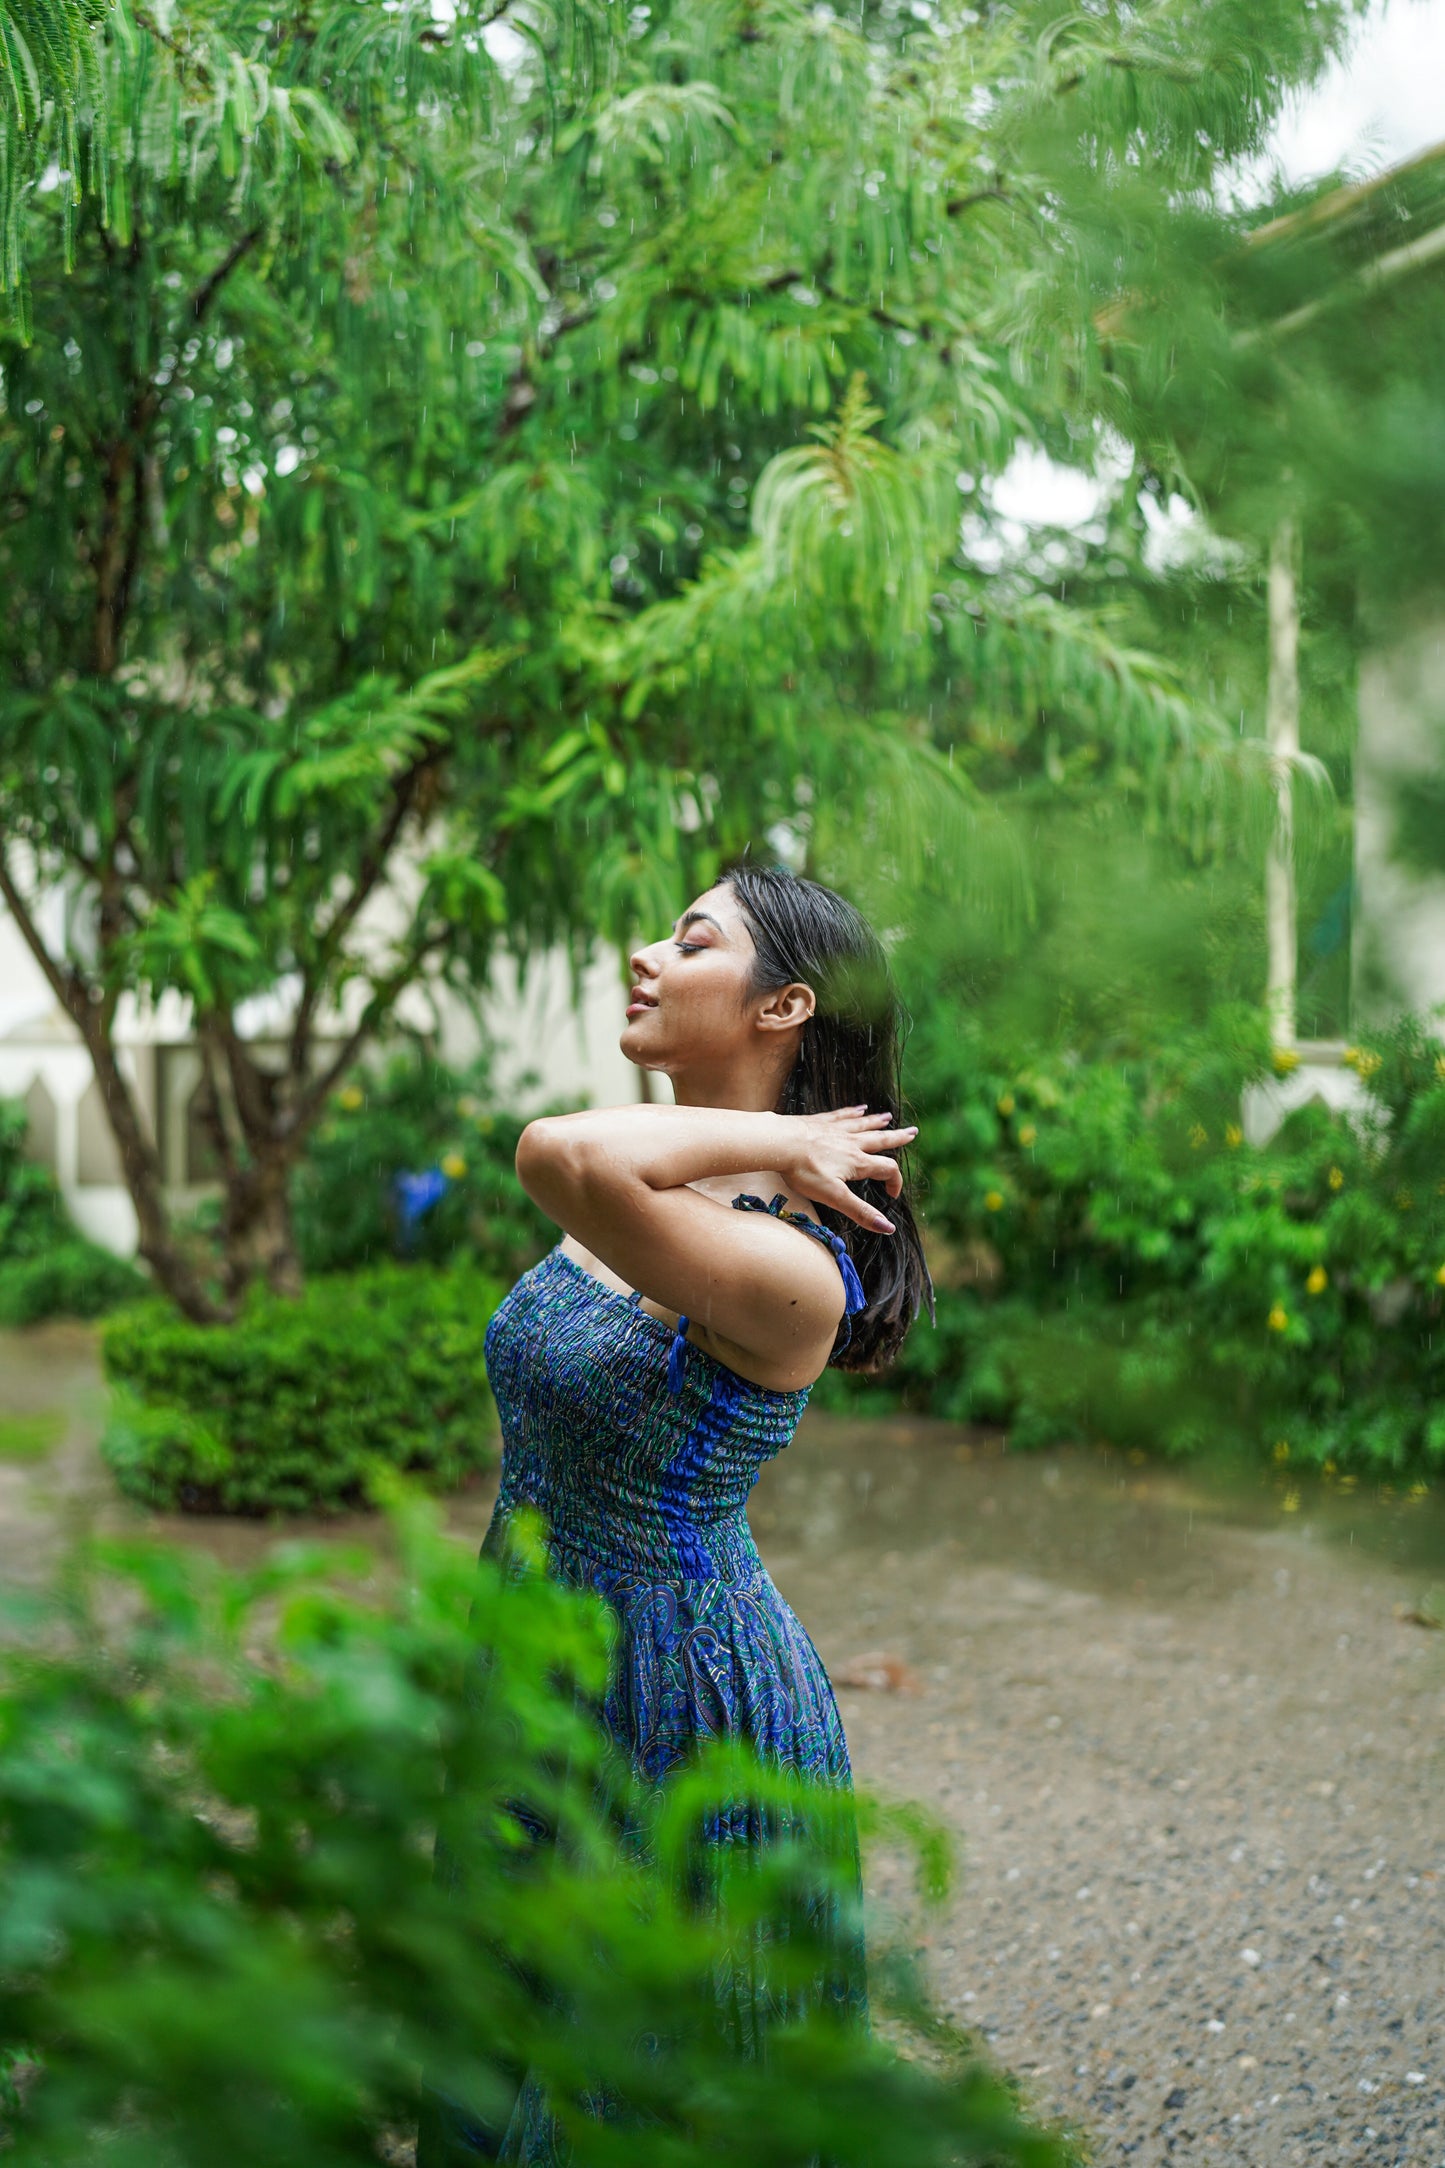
[[424, 1194, 869, 2163]]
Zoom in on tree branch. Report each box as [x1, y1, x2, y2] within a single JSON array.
[[288, 924, 453, 1140], [188, 223, 265, 326], [195, 1023, 245, 1178], [0, 851, 92, 1026], [945, 184, 1009, 219], [287, 750, 437, 1080], [91, 225, 265, 677]]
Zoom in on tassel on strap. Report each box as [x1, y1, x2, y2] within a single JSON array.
[[667, 1318, 691, 1395], [823, 1231, 868, 1317]]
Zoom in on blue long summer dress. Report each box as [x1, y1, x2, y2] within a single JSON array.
[[426, 1193, 869, 2163]]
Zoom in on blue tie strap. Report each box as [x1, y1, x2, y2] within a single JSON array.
[[731, 1192, 869, 1352], [664, 1195, 871, 1392]]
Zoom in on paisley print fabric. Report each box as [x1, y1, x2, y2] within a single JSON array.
[[422, 1198, 868, 2164]]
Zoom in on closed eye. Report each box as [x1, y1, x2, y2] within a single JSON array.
[[673, 940, 706, 954]]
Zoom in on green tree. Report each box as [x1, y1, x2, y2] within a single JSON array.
[[0, 0, 1356, 1320]]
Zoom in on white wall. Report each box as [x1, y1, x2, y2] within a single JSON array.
[[1353, 607, 1445, 1035]]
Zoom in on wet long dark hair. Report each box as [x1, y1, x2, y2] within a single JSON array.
[[722, 864, 934, 1374]]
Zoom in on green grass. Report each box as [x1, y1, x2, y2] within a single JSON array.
[[0, 1410, 66, 1460]]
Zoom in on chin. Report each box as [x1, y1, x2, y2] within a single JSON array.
[[620, 1019, 667, 1067]]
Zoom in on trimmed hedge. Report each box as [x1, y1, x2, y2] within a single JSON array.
[[0, 1240, 145, 1328], [100, 1264, 504, 1515]]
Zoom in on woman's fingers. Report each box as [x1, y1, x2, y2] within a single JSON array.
[[853, 1157, 902, 1198], [862, 1126, 917, 1151], [812, 1176, 894, 1233]]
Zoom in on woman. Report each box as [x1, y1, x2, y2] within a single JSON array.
[[422, 863, 931, 2162]]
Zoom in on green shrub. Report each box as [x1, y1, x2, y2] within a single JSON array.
[[0, 1239, 146, 1327], [0, 1490, 1073, 2168], [0, 1100, 144, 1324], [292, 1052, 552, 1282], [829, 995, 1445, 1477], [100, 1265, 504, 1514]]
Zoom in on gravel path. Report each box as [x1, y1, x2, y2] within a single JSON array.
[[2, 1329, 1443, 2164], [755, 1414, 1445, 2168]]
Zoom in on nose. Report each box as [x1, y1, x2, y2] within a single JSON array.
[[629, 940, 662, 979]]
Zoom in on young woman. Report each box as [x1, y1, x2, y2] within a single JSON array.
[[421, 863, 931, 2163]]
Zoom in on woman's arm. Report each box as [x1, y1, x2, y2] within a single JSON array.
[[515, 1103, 916, 1388]]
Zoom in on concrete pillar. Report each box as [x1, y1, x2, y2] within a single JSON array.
[[1266, 516, 1301, 1044]]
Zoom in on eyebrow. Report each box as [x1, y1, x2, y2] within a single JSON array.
[[674, 910, 726, 937]]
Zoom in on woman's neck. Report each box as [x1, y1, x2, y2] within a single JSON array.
[[667, 1059, 791, 1114]]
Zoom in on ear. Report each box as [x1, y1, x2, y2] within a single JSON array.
[[754, 980, 816, 1035]]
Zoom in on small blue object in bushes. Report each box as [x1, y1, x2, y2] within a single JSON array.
[[394, 1166, 450, 1250]]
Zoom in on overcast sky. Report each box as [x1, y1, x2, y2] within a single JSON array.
[[1267, 0, 1445, 185]]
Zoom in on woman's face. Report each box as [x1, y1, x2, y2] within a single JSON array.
[[621, 883, 810, 1082]]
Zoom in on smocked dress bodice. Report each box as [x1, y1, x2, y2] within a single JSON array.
[[484, 1251, 800, 1588], [481, 1194, 864, 1592]]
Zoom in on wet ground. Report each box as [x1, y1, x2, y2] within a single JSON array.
[[756, 1419, 1445, 2168], [2, 1325, 1443, 2167]]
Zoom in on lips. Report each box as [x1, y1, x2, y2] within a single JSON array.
[[626, 986, 659, 1018]]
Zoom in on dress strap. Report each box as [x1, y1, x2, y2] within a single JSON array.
[[666, 1194, 869, 1394], [731, 1192, 869, 1317]]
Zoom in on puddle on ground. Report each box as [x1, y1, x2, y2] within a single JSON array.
[[755, 1410, 1445, 1602], [2, 1325, 1443, 1602]]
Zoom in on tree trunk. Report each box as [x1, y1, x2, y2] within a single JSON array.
[[81, 1025, 227, 1323], [220, 1152, 305, 1307]]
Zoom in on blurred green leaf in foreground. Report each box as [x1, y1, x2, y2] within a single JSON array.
[[0, 1477, 1072, 2167]]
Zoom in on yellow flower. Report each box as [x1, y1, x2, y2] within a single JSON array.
[[440, 1152, 467, 1181], [1338, 1472, 1357, 1492], [1327, 1165, 1344, 1191], [1408, 1481, 1430, 1502], [1282, 1489, 1300, 1513], [1273, 1439, 1290, 1462], [1306, 1266, 1328, 1295], [1267, 1303, 1289, 1332], [1435, 1263, 1445, 1287], [1436, 1054, 1445, 1082], [1225, 1122, 1243, 1148], [336, 1084, 364, 1112], [1272, 1046, 1301, 1075], [1323, 1459, 1337, 1478], [1355, 1050, 1382, 1079], [1018, 1123, 1037, 1147], [996, 1092, 1015, 1117], [984, 1189, 1005, 1212], [1188, 1122, 1207, 1150]]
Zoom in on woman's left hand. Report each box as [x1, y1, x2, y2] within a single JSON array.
[[776, 1107, 918, 1233]]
